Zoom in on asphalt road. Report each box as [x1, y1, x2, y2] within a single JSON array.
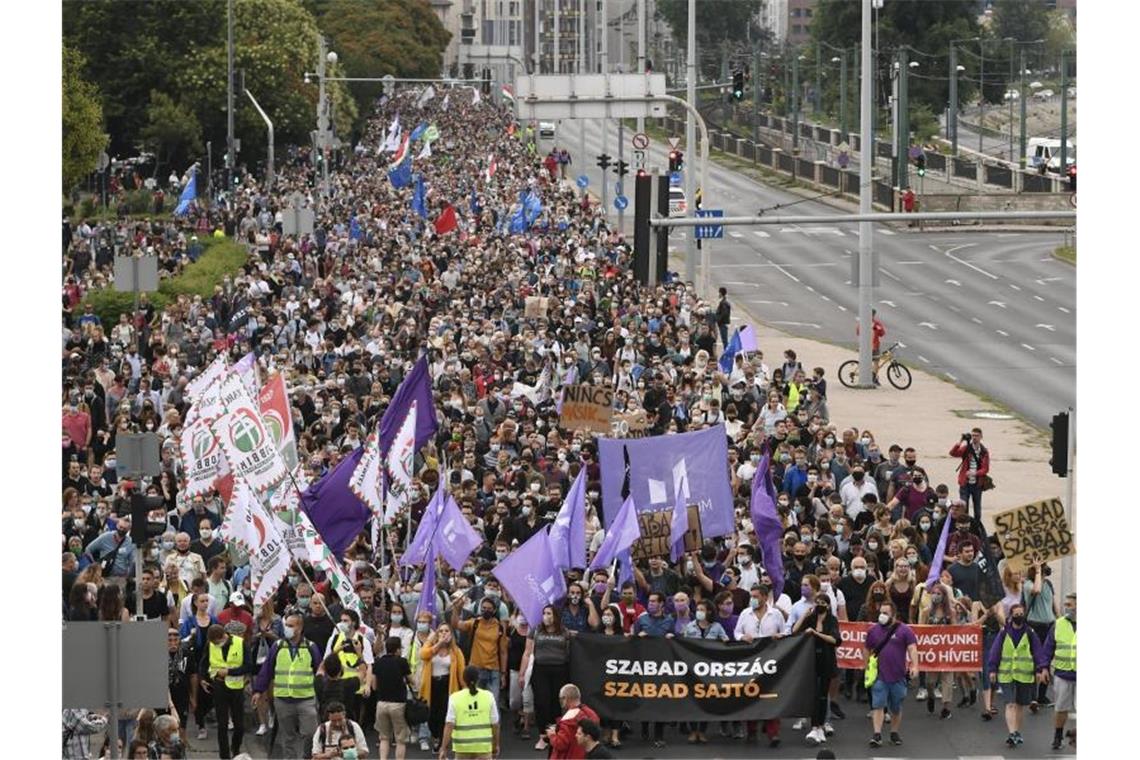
[[187, 693, 1077, 759], [552, 120, 1075, 428]]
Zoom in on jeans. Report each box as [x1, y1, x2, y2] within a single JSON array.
[[960, 482, 984, 522], [476, 668, 502, 708], [271, 697, 318, 760], [213, 686, 245, 759], [718, 324, 729, 351]]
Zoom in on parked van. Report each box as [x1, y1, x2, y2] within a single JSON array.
[[1027, 137, 1075, 172]]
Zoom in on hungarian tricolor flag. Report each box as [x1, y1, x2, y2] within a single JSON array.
[[501, 84, 515, 104], [485, 154, 497, 183], [389, 133, 410, 168], [434, 204, 458, 235]]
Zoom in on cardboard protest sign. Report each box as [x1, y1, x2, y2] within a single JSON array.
[[524, 296, 549, 319], [559, 384, 614, 433], [631, 506, 703, 560], [991, 497, 1074, 572]]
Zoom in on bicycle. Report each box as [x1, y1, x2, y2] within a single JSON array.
[[838, 341, 913, 390]]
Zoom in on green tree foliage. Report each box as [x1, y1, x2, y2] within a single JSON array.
[[991, 0, 1052, 45], [656, 1, 762, 76], [140, 91, 203, 173], [305, 0, 451, 131], [812, 0, 980, 115], [62, 46, 109, 194]]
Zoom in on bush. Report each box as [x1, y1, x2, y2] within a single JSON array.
[[83, 237, 248, 326]]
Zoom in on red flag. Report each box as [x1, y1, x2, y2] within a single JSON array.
[[434, 204, 458, 235]]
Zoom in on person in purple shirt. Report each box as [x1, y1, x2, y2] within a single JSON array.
[[251, 611, 323, 759], [986, 601, 1050, 748], [714, 590, 740, 641], [1042, 593, 1076, 750], [863, 600, 919, 749]]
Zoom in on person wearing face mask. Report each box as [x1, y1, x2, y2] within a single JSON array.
[[251, 611, 322, 759], [417, 621, 467, 753], [1042, 593, 1076, 750], [312, 701, 369, 760], [986, 602, 1050, 748], [323, 610, 374, 725], [838, 461, 879, 522], [82, 513, 136, 578], [518, 605, 570, 751], [864, 601, 919, 748], [559, 582, 600, 634], [407, 612, 437, 752], [793, 592, 841, 746], [507, 613, 537, 742], [917, 582, 958, 719], [885, 471, 936, 523], [731, 584, 785, 746], [837, 557, 874, 700], [451, 596, 509, 713], [729, 545, 760, 591]]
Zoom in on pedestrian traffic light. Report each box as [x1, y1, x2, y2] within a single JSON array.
[[668, 150, 683, 172], [596, 153, 612, 171], [732, 70, 745, 101], [1050, 411, 1069, 477], [613, 160, 630, 177], [915, 153, 926, 177]]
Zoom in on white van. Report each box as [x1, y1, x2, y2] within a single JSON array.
[[539, 121, 556, 139], [1027, 137, 1075, 172]]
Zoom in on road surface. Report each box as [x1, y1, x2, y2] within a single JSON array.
[[553, 119, 1075, 427]]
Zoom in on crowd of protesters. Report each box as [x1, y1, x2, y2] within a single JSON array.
[[61, 85, 1074, 759]]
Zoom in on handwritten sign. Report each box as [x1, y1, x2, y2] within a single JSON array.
[[559, 385, 614, 434], [990, 497, 1074, 572], [611, 409, 649, 439], [631, 506, 703, 560], [524, 296, 550, 319]]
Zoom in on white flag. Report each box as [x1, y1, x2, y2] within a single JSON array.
[[187, 353, 228, 400], [472, 86, 481, 105], [349, 433, 384, 518], [441, 93, 450, 111], [384, 401, 417, 523], [417, 85, 436, 109], [294, 509, 364, 614], [210, 373, 288, 493], [222, 478, 292, 609], [180, 414, 225, 497], [417, 140, 432, 160]]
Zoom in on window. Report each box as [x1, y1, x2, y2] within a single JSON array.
[[509, 1, 519, 15], [791, 8, 801, 17], [509, 20, 519, 45], [483, 19, 494, 43], [792, 24, 803, 35], [805, 8, 813, 17]]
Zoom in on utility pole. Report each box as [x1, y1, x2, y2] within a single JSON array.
[[792, 52, 800, 156], [815, 44, 822, 114], [684, 0, 696, 284], [637, 0, 646, 135], [857, 0, 874, 388], [1018, 47, 1027, 169], [752, 41, 761, 145], [1062, 405, 1076, 598], [979, 42, 985, 155], [897, 47, 909, 190], [721, 44, 730, 108], [1060, 49, 1069, 172], [534, 0, 542, 74], [226, 0, 235, 191], [316, 35, 331, 199], [618, 118, 625, 230], [839, 50, 849, 141], [1007, 39, 1015, 163], [949, 43, 959, 154]]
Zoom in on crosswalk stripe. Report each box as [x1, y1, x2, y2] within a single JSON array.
[[879, 228, 896, 235], [729, 231, 743, 238], [753, 230, 770, 238]]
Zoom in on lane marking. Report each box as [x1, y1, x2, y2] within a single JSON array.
[[729, 231, 743, 238], [988, 301, 1007, 309], [752, 230, 770, 238], [1034, 295, 1045, 301], [918, 322, 939, 330], [1036, 324, 1056, 332], [1050, 357, 1064, 365], [971, 317, 983, 324], [1058, 306, 1070, 313], [880, 268, 902, 282], [879, 228, 895, 235], [879, 300, 897, 308], [1009, 283, 1022, 291], [945, 279, 961, 286], [820, 295, 831, 301], [996, 329, 1010, 337], [771, 320, 821, 329], [896, 260, 924, 265], [805, 285, 816, 292], [748, 299, 789, 306], [836, 304, 848, 312], [1021, 343, 1036, 351], [945, 372, 958, 381], [944, 244, 998, 280], [947, 304, 961, 313], [918, 355, 930, 363], [897, 342, 906, 348], [1036, 277, 1063, 285]]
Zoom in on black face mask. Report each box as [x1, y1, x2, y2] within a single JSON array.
[[481, 609, 495, 620]]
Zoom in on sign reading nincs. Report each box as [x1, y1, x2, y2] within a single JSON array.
[[991, 498, 1074, 572], [559, 385, 614, 434], [837, 622, 983, 672], [571, 633, 816, 721]]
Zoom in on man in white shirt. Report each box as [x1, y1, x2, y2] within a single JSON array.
[[733, 545, 761, 591], [734, 585, 785, 642], [838, 461, 879, 520]]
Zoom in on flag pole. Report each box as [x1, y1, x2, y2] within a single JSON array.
[[278, 470, 322, 595]]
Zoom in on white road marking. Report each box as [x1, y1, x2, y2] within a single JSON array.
[[971, 317, 983, 324], [1009, 283, 1022, 291], [897, 342, 906, 348], [749, 300, 789, 306], [918, 322, 939, 330], [752, 230, 770, 238], [729, 231, 743, 238], [1050, 357, 1064, 365], [837, 304, 848, 312], [918, 355, 930, 363], [948, 304, 961, 312], [723, 281, 756, 286], [820, 295, 831, 301], [805, 285, 816, 292], [771, 263, 800, 283], [1034, 295, 1045, 301], [988, 301, 1007, 309], [945, 279, 961, 286], [771, 320, 821, 329], [1036, 276, 1063, 285], [996, 329, 1010, 337], [879, 300, 897, 308], [879, 228, 895, 235], [944, 243, 998, 280], [880, 268, 901, 282], [945, 373, 958, 381], [1036, 324, 1055, 332], [896, 260, 924, 265], [1058, 306, 1070, 313], [1021, 343, 1036, 351]]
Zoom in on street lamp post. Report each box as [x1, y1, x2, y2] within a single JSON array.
[[309, 38, 338, 200], [948, 37, 979, 156], [226, 0, 235, 191], [820, 41, 850, 140]]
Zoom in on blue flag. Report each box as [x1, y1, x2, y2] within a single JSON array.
[[718, 328, 743, 373], [549, 469, 587, 571], [388, 157, 413, 189], [173, 170, 197, 216], [523, 190, 543, 225], [412, 173, 428, 219], [469, 187, 481, 216], [349, 216, 363, 241], [409, 122, 428, 143]]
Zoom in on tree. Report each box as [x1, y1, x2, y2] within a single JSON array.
[[991, 0, 1052, 45], [140, 91, 203, 175], [1043, 11, 1075, 64], [656, 1, 763, 77], [306, 0, 451, 135], [62, 46, 109, 194]]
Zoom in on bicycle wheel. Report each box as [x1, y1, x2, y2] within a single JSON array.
[[838, 360, 861, 388], [887, 362, 913, 390]]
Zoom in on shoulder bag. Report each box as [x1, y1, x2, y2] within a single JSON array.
[[863, 622, 900, 689]]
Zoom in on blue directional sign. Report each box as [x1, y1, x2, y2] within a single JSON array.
[[576, 174, 589, 189], [614, 195, 629, 211], [669, 171, 683, 185], [614, 181, 624, 196], [694, 209, 724, 239]]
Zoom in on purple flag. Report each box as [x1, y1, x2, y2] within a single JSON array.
[[589, 495, 641, 571], [549, 469, 587, 571], [926, 513, 953, 589], [749, 452, 785, 596], [598, 425, 734, 538], [669, 459, 691, 563], [739, 325, 759, 353], [379, 355, 439, 459], [492, 526, 566, 626], [300, 447, 372, 558], [617, 548, 634, 587], [435, 493, 484, 571], [420, 541, 438, 619], [401, 481, 445, 567]]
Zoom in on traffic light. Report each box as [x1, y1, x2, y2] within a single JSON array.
[[668, 150, 683, 172], [1050, 411, 1070, 477], [596, 153, 612, 171], [915, 153, 926, 177], [613, 160, 630, 177], [732, 70, 745, 101], [482, 69, 491, 95]]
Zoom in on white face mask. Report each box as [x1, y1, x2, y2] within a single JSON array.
[[852, 569, 867, 581], [878, 613, 891, 626]]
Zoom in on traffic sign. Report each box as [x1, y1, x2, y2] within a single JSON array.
[[614, 181, 624, 196], [614, 195, 629, 211], [669, 171, 682, 185], [633, 149, 646, 170], [667, 136, 681, 150], [695, 209, 725, 239], [632, 132, 650, 150], [576, 174, 589, 189]]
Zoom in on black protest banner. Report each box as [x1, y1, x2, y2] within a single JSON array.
[[570, 632, 816, 722]]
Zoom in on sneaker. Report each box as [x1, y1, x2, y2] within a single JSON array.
[[823, 722, 834, 737], [934, 686, 943, 700], [1052, 737, 1064, 750], [890, 731, 903, 746], [1014, 731, 1024, 745], [969, 688, 978, 705], [419, 739, 430, 752], [534, 738, 547, 750], [829, 701, 846, 720], [228, 719, 234, 730], [1029, 701, 1039, 714], [1006, 734, 1017, 747], [653, 740, 666, 749], [268, 713, 275, 729], [806, 727, 822, 745], [940, 707, 952, 720], [1038, 696, 1054, 707], [255, 724, 268, 736], [915, 687, 928, 701], [869, 733, 882, 748], [197, 727, 207, 741], [792, 718, 807, 730]]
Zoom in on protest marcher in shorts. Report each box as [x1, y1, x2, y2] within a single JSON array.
[[1043, 593, 1076, 750], [864, 600, 919, 748], [987, 601, 1050, 748]]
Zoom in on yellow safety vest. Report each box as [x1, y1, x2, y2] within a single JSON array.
[[1051, 617, 1076, 673], [208, 635, 245, 690], [273, 641, 315, 699], [998, 631, 1035, 684], [332, 632, 366, 694], [451, 688, 494, 755]]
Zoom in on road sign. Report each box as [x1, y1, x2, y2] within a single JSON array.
[[667, 136, 681, 150], [669, 171, 682, 185], [695, 209, 725, 239], [576, 175, 589, 189], [632, 149, 646, 170], [113, 256, 159, 293], [632, 132, 650, 150], [614, 181, 624, 196], [63, 620, 168, 709], [614, 195, 629, 211]]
